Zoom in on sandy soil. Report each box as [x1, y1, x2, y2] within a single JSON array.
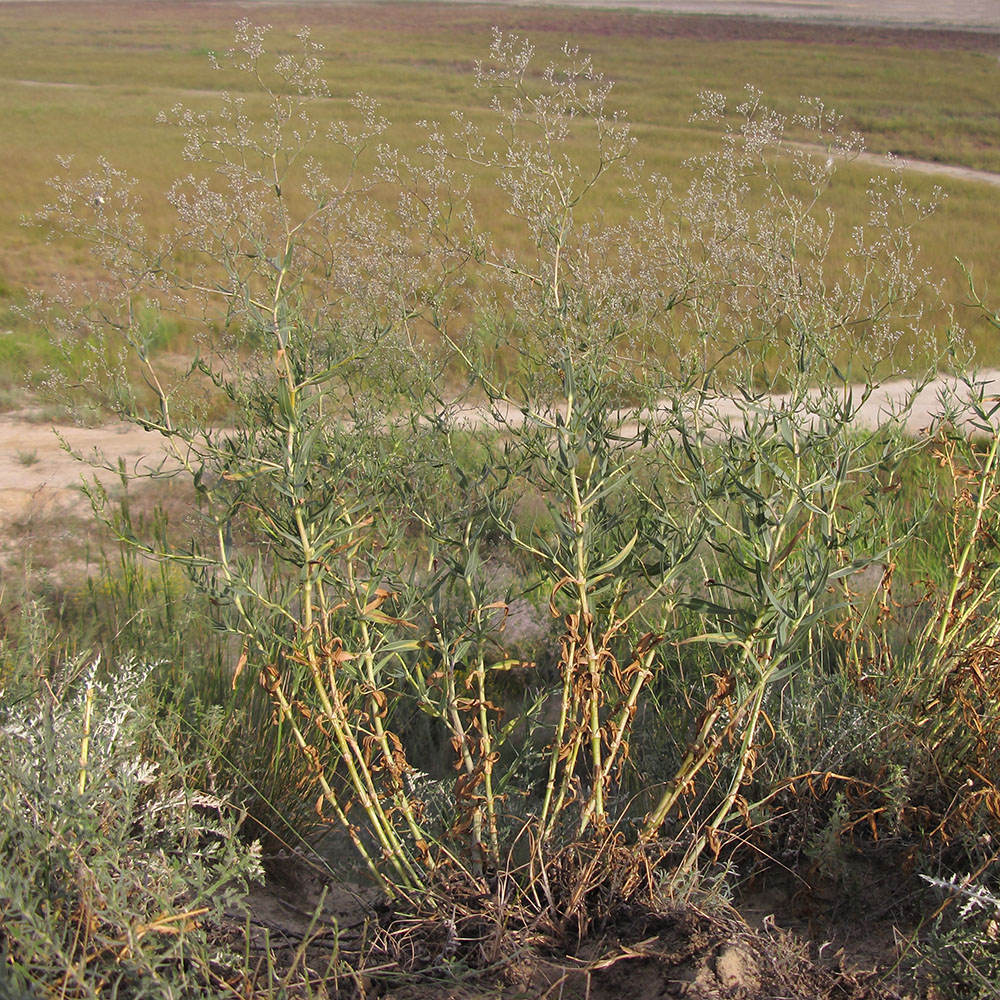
[[228, 853, 905, 1000], [0, 415, 196, 545]]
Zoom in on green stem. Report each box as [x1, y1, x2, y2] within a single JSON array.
[[539, 633, 579, 840], [641, 699, 726, 840], [578, 654, 654, 836], [474, 650, 500, 864], [358, 619, 432, 870], [265, 668, 400, 899]]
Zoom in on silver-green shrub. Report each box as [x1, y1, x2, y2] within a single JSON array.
[[0, 655, 263, 997], [919, 869, 1000, 1000]]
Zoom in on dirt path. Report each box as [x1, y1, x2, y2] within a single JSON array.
[[0, 417, 182, 527], [794, 142, 1000, 189], [3, 370, 997, 527]]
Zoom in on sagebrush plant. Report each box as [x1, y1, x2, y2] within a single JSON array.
[[30, 20, 965, 921], [918, 867, 1000, 1000], [0, 653, 263, 998]]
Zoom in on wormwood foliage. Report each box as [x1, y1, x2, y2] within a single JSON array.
[[28, 21, 968, 926], [0, 656, 263, 998]]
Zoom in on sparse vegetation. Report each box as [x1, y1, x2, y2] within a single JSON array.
[[3, 10, 1000, 1000]]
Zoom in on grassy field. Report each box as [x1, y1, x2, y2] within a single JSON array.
[[2, 0, 1000, 389]]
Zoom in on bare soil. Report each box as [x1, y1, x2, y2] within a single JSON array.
[[227, 858, 913, 999], [0, 412, 181, 530]]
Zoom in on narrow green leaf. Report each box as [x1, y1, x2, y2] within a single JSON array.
[[590, 530, 639, 579]]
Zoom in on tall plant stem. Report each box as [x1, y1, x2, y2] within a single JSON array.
[[641, 698, 727, 840], [539, 634, 580, 840], [275, 314, 421, 894], [341, 539, 430, 871], [434, 620, 487, 860], [358, 619, 432, 868], [292, 510, 422, 891], [263, 667, 399, 899], [678, 663, 771, 874], [578, 655, 654, 836], [473, 652, 501, 864], [564, 381, 606, 830]]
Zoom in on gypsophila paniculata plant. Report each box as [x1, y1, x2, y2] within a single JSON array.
[[27, 20, 970, 923]]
